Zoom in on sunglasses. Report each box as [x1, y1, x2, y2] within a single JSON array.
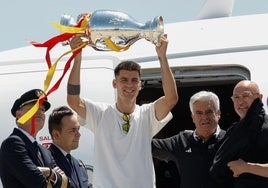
[[122, 113, 131, 133]]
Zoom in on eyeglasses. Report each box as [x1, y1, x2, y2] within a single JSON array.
[[122, 113, 131, 133], [231, 92, 259, 101]]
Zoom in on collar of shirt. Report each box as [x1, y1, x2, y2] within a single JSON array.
[[52, 143, 69, 157], [17, 127, 36, 143], [193, 125, 221, 142]]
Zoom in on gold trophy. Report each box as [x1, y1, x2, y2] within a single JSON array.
[[56, 10, 164, 51]]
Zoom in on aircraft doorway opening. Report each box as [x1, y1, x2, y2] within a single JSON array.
[[137, 64, 250, 188]]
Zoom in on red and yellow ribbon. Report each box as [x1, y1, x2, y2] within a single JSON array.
[[17, 14, 90, 133], [18, 12, 129, 133]]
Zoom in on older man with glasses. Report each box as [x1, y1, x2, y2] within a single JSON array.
[[210, 80, 268, 188]]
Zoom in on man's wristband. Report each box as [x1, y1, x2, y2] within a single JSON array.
[[67, 84, 80, 95]]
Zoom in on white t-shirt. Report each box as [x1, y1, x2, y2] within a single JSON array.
[[79, 99, 172, 188]]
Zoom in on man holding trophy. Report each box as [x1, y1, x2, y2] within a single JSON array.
[[65, 10, 178, 188]]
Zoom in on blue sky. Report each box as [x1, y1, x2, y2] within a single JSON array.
[[1, 0, 268, 51]]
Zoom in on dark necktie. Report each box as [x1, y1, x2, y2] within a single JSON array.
[[66, 153, 80, 187], [66, 153, 74, 168], [33, 141, 44, 166]]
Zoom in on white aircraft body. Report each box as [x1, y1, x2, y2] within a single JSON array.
[[1, 1, 268, 187]]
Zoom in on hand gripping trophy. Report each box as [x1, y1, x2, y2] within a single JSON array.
[[53, 10, 164, 52], [25, 10, 164, 120]]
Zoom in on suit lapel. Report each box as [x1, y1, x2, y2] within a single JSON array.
[[12, 129, 43, 166], [49, 144, 72, 177], [72, 158, 84, 187], [49, 144, 81, 187]]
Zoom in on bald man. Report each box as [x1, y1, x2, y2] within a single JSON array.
[[210, 80, 268, 188]]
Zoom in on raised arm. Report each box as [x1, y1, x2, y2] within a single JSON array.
[[154, 34, 178, 120], [67, 36, 87, 119]]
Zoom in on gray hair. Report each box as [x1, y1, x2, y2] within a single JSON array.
[[189, 91, 220, 113]]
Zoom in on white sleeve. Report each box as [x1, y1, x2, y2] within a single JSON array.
[[77, 98, 109, 132], [147, 102, 173, 137]]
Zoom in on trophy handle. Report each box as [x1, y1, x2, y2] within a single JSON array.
[[143, 16, 164, 46]]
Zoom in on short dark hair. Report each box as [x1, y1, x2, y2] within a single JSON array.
[[114, 61, 141, 77], [48, 106, 74, 137]]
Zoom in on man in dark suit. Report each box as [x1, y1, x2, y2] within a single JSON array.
[[0, 89, 69, 188], [48, 106, 91, 188]]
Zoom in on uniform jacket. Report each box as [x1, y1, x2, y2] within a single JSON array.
[[210, 98, 268, 188], [49, 143, 89, 188], [0, 128, 65, 188]]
